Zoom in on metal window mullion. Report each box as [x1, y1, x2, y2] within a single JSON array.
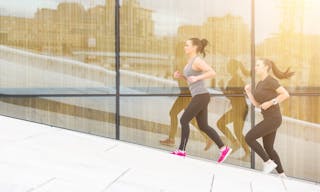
[[250, 0, 256, 169], [115, 0, 120, 140]]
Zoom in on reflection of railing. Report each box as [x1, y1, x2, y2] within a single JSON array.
[[72, 51, 173, 71], [73, 51, 171, 60], [0, 45, 112, 84], [0, 45, 176, 88]]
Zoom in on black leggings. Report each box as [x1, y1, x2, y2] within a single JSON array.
[[179, 93, 224, 150], [245, 114, 284, 173]]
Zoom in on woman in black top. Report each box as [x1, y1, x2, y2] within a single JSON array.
[[244, 58, 294, 176]]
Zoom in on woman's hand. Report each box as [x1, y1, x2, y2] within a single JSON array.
[[260, 101, 272, 110], [173, 71, 182, 79], [187, 76, 199, 83], [244, 84, 251, 93]]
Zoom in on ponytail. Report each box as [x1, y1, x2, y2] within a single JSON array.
[[262, 59, 295, 79], [189, 38, 208, 57]]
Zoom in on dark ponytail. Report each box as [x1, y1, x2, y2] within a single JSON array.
[[189, 38, 208, 57], [262, 58, 295, 79]]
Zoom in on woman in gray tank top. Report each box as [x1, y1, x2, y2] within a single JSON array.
[[171, 38, 232, 163]]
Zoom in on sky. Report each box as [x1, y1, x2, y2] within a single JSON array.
[[1, 0, 319, 43]]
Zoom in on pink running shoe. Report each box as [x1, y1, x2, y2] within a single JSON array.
[[171, 149, 186, 157], [217, 146, 232, 163]]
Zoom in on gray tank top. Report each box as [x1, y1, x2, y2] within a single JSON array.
[[183, 57, 208, 97]]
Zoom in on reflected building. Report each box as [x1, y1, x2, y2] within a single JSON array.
[[119, 0, 174, 55], [0, 16, 34, 48], [34, 2, 107, 54], [176, 15, 250, 57], [202, 15, 250, 57], [0, 0, 173, 56], [120, 0, 154, 37], [177, 25, 201, 41]]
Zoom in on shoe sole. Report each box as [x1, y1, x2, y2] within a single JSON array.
[[170, 152, 186, 157]]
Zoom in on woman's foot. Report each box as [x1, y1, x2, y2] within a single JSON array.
[[171, 149, 186, 157], [160, 138, 175, 147], [230, 141, 241, 154], [279, 172, 287, 179], [263, 160, 277, 173], [204, 139, 213, 151], [217, 146, 232, 163]]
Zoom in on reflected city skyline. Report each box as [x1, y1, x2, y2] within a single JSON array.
[[1, 0, 320, 42]]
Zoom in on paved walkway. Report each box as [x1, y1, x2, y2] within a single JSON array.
[[0, 115, 319, 192]]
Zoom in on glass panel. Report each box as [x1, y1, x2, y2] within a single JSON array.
[[0, 97, 116, 138], [255, 0, 320, 92], [119, 0, 251, 94], [0, 1, 115, 95], [251, 0, 320, 182], [120, 96, 250, 166], [214, 95, 251, 167], [253, 96, 320, 182]]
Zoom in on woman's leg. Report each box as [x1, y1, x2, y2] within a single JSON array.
[[189, 113, 214, 150], [245, 119, 279, 162], [263, 130, 284, 173], [168, 96, 188, 140], [178, 95, 204, 150], [232, 109, 250, 155], [195, 95, 224, 149], [161, 97, 187, 146], [217, 109, 237, 144]]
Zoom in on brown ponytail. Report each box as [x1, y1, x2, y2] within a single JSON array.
[[189, 38, 208, 57], [261, 58, 295, 79]]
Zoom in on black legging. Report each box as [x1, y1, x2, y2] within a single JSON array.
[[179, 93, 224, 150], [245, 114, 284, 173]]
